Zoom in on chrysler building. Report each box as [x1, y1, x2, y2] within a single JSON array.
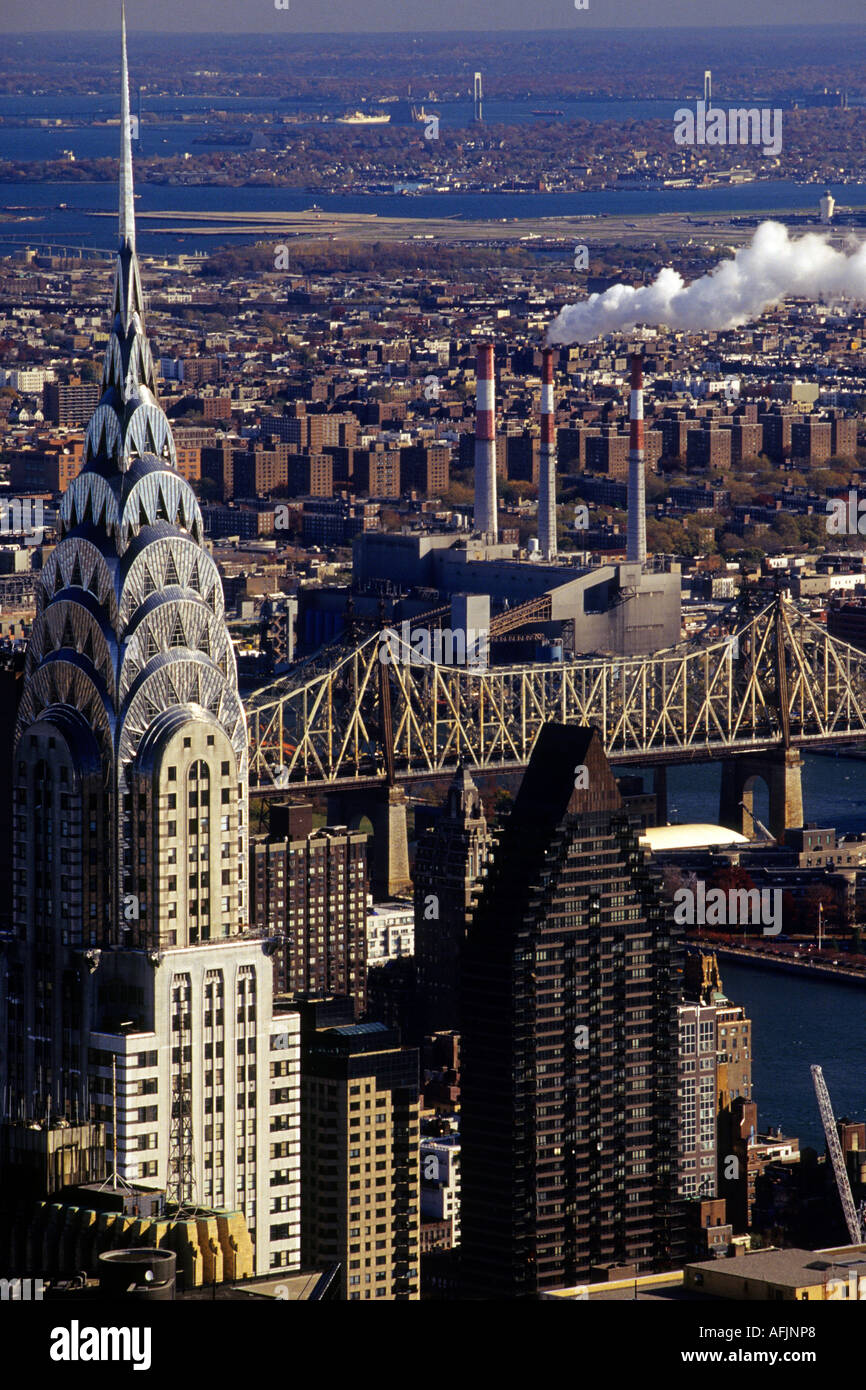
[[0, 10, 300, 1275]]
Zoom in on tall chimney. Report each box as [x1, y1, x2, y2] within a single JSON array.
[[538, 347, 557, 559], [627, 350, 646, 566], [473, 343, 498, 541]]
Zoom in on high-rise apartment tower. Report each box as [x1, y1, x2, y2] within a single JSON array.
[[461, 725, 683, 1297], [298, 998, 420, 1300], [250, 801, 369, 1017]]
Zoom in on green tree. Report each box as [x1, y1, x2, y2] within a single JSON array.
[[770, 512, 800, 546], [442, 481, 473, 507], [501, 480, 537, 504], [192, 476, 220, 502]]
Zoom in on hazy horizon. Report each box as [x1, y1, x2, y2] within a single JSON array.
[[2, 0, 864, 34]]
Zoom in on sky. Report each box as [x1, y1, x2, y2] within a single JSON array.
[[3, 0, 864, 33]]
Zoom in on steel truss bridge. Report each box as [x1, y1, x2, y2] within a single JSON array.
[[245, 596, 866, 792]]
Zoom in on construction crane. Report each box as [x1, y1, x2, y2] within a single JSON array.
[[738, 800, 774, 844], [811, 1064, 864, 1244]]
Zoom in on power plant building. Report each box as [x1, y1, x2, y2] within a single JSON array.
[[353, 534, 680, 657], [353, 344, 681, 657]]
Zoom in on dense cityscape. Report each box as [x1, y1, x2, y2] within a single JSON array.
[[3, 2, 866, 1359]]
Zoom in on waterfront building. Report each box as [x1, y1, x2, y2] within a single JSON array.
[[677, 1000, 720, 1200], [682, 952, 753, 1224]]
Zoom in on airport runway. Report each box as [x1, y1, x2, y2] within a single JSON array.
[[103, 205, 803, 248]]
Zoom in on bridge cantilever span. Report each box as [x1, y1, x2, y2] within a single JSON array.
[[244, 596, 866, 793]]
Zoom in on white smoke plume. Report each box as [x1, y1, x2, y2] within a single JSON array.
[[546, 220, 866, 345]]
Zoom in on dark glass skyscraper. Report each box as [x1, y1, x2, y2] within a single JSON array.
[[460, 725, 683, 1297]]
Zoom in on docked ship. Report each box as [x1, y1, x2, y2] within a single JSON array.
[[336, 109, 391, 125]]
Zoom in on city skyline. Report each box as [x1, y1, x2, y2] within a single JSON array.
[[1, 0, 866, 1339]]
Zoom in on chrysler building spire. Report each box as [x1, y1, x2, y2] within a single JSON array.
[[81, 4, 173, 473], [119, 4, 136, 253], [7, 3, 249, 1109]]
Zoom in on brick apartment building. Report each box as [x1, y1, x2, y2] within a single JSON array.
[[791, 419, 832, 466], [9, 437, 83, 493], [42, 380, 100, 426], [250, 802, 369, 1015]]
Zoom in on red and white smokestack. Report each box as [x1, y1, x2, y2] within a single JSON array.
[[473, 343, 498, 541], [538, 347, 557, 559], [627, 351, 646, 566]]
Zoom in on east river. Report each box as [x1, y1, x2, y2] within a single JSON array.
[[669, 752, 866, 1151]]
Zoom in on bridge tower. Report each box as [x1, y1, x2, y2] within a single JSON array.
[[373, 647, 411, 897], [719, 597, 804, 839], [718, 748, 804, 840], [369, 788, 412, 898], [325, 651, 412, 899]]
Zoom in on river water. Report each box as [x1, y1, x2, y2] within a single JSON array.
[[714, 960, 866, 1153], [3, 178, 865, 257], [0, 94, 680, 163], [670, 751, 866, 1151], [4, 89, 865, 255], [666, 751, 866, 837]]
